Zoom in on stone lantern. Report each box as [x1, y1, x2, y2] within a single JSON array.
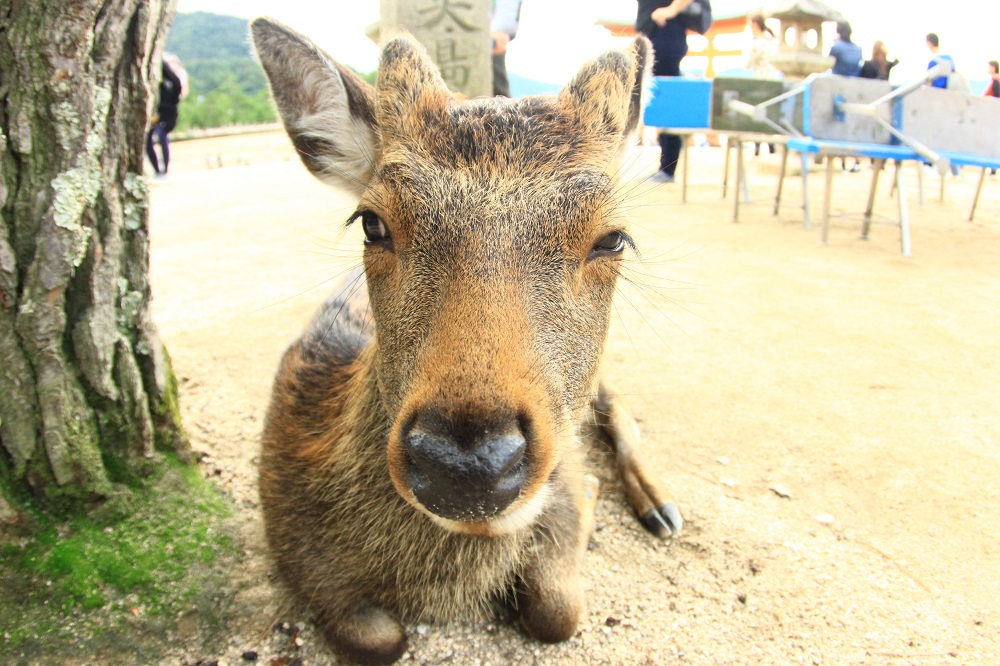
[[763, 0, 844, 80]]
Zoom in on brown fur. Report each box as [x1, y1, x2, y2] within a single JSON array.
[[252, 18, 679, 665]]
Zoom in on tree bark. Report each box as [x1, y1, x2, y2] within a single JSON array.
[[0, 0, 188, 514]]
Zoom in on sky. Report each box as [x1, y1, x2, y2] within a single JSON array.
[[175, 0, 1000, 88]]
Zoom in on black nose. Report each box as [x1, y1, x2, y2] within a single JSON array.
[[404, 417, 528, 521]]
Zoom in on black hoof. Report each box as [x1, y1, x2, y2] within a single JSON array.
[[640, 502, 683, 539]]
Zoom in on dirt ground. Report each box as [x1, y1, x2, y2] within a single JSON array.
[[145, 129, 999, 665]]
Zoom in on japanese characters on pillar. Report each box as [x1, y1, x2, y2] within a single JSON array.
[[377, 0, 493, 98]]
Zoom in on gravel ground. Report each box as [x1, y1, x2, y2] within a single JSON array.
[[118, 130, 1000, 665]]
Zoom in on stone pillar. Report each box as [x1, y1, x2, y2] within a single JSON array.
[[370, 0, 493, 98]]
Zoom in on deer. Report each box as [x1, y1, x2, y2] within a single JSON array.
[[250, 18, 683, 665]]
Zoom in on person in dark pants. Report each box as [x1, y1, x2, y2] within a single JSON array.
[[146, 59, 183, 179], [491, 0, 522, 97], [636, 0, 695, 183]]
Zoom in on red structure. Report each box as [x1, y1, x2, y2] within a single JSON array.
[[598, 8, 755, 79]]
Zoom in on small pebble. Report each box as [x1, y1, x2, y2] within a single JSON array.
[[769, 484, 792, 499], [815, 513, 835, 525], [241, 651, 258, 662]]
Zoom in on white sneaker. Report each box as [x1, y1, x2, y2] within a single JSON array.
[[647, 171, 675, 184]]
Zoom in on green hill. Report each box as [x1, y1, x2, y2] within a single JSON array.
[[164, 12, 276, 130], [166, 11, 255, 61]]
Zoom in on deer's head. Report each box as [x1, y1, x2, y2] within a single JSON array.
[[253, 19, 650, 535]]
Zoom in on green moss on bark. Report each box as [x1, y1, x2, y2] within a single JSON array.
[[151, 346, 188, 458], [0, 456, 238, 657]]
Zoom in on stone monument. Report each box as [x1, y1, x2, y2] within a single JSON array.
[[367, 0, 493, 99]]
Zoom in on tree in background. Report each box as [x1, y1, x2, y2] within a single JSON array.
[[166, 12, 277, 131], [164, 12, 376, 131], [1, 0, 188, 517]]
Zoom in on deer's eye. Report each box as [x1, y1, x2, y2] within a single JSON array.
[[589, 231, 629, 260], [349, 210, 391, 244], [361, 212, 389, 243]]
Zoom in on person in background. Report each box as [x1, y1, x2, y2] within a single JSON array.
[[925, 33, 955, 89], [828, 22, 862, 170], [146, 56, 184, 181], [859, 41, 898, 80], [637, 0, 696, 184], [984, 60, 1000, 98], [829, 21, 862, 77], [985, 60, 999, 175], [745, 12, 780, 156], [491, 0, 522, 97], [925, 33, 962, 174], [745, 13, 780, 79], [164, 52, 189, 99]]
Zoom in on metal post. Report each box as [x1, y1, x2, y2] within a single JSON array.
[[969, 167, 987, 222], [896, 160, 911, 256], [741, 140, 751, 204], [732, 138, 744, 223], [681, 134, 689, 204], [722, 136, 731, 199], [801, 151, 812, 230], [861, 158, 883, 239], [820, 156, 834, 244], [774, 143, 789, 216], [917, 161, 924, 207]]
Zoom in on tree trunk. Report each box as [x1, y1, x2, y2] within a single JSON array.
[[0, 0, 188, 515]]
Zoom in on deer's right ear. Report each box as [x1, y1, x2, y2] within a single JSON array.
[[251, 18, 378, 195]]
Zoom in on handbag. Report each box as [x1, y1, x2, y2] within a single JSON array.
[[678, 0, 713, 35]]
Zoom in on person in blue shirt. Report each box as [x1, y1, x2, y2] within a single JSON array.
[[828, 22, 863, 170], [925, 33, 961, 174], [925, 33, 955, 89], [829, 21, 862, 77]]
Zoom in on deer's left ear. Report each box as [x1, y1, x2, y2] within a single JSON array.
[[623, 36, 653, 142], [558, 36, 651, 155]]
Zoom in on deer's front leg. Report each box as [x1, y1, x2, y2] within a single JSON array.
[[593, 381, 683, 539], [518, 473, 599, 643], [317, 604, 407, 666]]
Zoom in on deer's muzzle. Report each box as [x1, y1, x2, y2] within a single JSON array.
[[402, 415, 529, 521]]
